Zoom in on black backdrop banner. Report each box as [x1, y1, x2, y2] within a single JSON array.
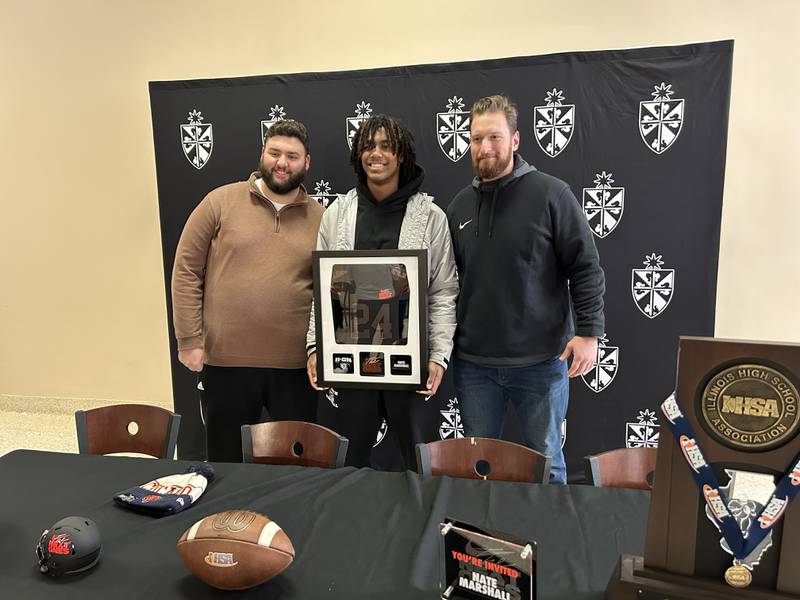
[[150, 40, 733, 480]]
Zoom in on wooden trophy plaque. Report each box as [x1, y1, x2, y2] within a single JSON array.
[[608, 336, 800, 599]]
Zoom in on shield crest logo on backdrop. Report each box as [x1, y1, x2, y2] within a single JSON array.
[[309, 180, 338, 208], [631, 253, 675, 318], [639, 82, 685, 154], [260, 104, 287, 143], [439, 397, 465, 440], [346, 101, 373, 149], [581, 334, 619, 393], [625, 409, 660, 448], [180, 109, 213, 170], [583, 171, 625, 238], [533, 88, 575, 157], [325, 388, 339, 408], [436, 96, 471, 162], [373, 418, 388, 448]]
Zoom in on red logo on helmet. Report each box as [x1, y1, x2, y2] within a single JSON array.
[[48, 534, 72, 555]]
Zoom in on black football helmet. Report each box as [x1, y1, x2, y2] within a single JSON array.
[[35, 516, 101, 576]]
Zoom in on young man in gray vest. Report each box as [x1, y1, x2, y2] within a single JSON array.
[[306, 115, 457, 470]]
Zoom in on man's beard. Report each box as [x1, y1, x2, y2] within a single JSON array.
[[473, 150, 512, 180], [261, 164, 307, 195]]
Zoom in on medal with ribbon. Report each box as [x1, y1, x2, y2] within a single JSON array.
[[661, 393, 800, 588]]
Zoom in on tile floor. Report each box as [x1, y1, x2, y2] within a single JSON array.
[[0, 395, 172, 457]]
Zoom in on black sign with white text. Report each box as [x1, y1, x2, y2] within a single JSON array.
[[440, 520, 535, 600]]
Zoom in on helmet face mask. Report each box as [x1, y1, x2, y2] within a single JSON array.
[[35, 517, 101, 577], [35, 529, 51, 573]]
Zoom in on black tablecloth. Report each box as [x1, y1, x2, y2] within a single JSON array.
[[0, 450, 648, 599]]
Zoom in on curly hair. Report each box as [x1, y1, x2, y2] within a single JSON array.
[[349, 114, 417, 185]]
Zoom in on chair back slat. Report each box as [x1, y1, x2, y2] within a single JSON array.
[[75, 404, 181, 458], [416, 437, 551, 483], [242, 421, 348, 468], [585, 447, 657, 490]]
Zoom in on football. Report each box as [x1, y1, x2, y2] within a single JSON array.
[[176, 510, 294, 590]]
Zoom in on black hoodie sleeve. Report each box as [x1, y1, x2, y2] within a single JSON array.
[[550, 184, 606, 337]]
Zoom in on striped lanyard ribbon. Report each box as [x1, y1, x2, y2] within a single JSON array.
[[661, 393, 800, 560]]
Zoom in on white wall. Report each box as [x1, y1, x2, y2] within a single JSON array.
[[0, 0, 797, 405]]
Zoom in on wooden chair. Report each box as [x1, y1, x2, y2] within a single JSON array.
[[75, 404, 181, 458], [241, 421, 348, 468], [584, 447, 657, 490], [415, 437, 551, 483]]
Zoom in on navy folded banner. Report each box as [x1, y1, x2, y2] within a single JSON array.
[[114, 464, 214, 517]]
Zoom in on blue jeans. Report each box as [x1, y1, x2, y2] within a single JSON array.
[[453, 355, 568, 484]]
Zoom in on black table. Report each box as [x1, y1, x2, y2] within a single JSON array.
[[0, 450, 648, 599]]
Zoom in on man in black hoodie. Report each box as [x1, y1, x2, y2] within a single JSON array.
[[306, 115, 458, 470], [447, 95, 605, 483]]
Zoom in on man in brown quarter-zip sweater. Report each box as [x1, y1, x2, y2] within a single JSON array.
[[172, 120, 324, 462]]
